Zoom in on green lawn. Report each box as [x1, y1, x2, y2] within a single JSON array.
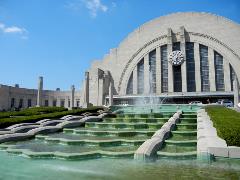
[[205, 106, 240, 147], [0, 106, 104, 128]]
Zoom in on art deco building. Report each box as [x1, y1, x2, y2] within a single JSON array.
[[0, 12, 239, 110]]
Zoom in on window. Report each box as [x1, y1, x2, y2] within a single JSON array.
[[27, 99, 32, 107], [11, 98, 15, 108], [126, 72, 133, 95], [161, 45, 168, 93], [76, 100, 80, 107], [60, 100, 65, 107], [214, 52, 225, 91], [199, 44, 210, 92], [53, 100, 57, 107], [173, 42, 182, 92], [149, 50, 156, 94], [186, 42, 196, 92], [68, 100, 71, 107], [19, 99, 23, 108], [172, 42, 180, 51], [44, 100, 49, 107], [230, 64, 235, 91], [137, 59, 144, 94]]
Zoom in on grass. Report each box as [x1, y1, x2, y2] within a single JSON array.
[[205, 106, 240, 147], [0, 106, 104, 128]]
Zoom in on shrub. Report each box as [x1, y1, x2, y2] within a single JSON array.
[[0, 107, 68, 119], [205, 106, 240, 147]]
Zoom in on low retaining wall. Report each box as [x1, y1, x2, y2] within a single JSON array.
[[197, 109, 240, 160], [134, 110, 182, 161]]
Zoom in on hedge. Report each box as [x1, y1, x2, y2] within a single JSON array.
[[0, 107, 68, 119], [0, 106, 104, 128], [205, 106, 240, 147]]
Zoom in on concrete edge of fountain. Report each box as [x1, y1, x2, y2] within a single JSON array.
[[2, 146, 136, 160], [197, 109, 240, 161], [133, 110, 182, 161]]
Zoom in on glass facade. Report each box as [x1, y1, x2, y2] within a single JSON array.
[[173, 42, 182, 92], [126, 72, 133, 94], [161, 45, 168, 93], [137, 59, 144, 94], [127, 42, 230, 96], [199, 44, 210, 92], [186, 42, 196, 92], [230, 64, 235, 91], [214, 51, 225, 91], [149, 50, 156, 94]]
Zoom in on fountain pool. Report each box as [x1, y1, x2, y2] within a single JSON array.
[[0, 151, 240, 180], [0, 104, 239, 179]]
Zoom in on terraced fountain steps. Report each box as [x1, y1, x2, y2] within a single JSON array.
[[175, 123, 197, 131], [103, 117, 169, 123], [180, 114, 197, 118], [63, 128, 156, 137], [157, 112, 197, 159], [0, 139, 138, 159], [116, 113, 174, 119], [35, 133, 149, 141], [85, 122, 164, 130], [170, 131, 197, 141]]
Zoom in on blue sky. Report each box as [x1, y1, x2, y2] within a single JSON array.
[[0, 0, 239, 90]]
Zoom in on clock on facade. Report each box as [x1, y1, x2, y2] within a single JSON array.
[[168, 50, 184, 66]]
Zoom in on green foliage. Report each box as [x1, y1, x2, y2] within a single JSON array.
[[205, 106, 240, 147], [0, 107, 68, 119], [0, 106, 104, 128]]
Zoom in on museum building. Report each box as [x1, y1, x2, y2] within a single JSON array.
[[0, 12, 240, 110]]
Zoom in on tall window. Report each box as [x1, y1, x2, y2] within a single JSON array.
[[60, 100, 65, 107], [173, 42, 182, 92], [173, 42, 180, 51], [53, 100, 57, 107], [161, 45, 168, 93], [214, 51, 225, 91], [76, 100, 80, 107], [27, 99, 32, 107], [186, 42, 196, 92], [44, 100, 49, 107], [19, 99, 23, 108], [11, 98, 15, 108], [126, 72, 133, 95], [230, 64, 235, 91], [137, 59, 144, 94], [149, 50, 156, 93], [199, 45, 210, 92]]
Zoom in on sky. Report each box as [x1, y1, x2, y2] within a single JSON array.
[[0, 0, 239, 90]]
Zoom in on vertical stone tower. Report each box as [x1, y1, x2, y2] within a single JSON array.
[[37, 76, 43, 107], [83, 72, 89, 108], [71, 85, 75, 109]]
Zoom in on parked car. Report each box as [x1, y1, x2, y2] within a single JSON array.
[[189, 101, 202, 105], [217, 99, 233, 107]]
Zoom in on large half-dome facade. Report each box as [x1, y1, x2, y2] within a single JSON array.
[[86, 12, 240, 105]]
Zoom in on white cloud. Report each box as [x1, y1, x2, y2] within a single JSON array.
[[4, 26, 26, 33], [66, 0, 110, 18], [0, 22, 27, 39], [83, 0, 108, 17]]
